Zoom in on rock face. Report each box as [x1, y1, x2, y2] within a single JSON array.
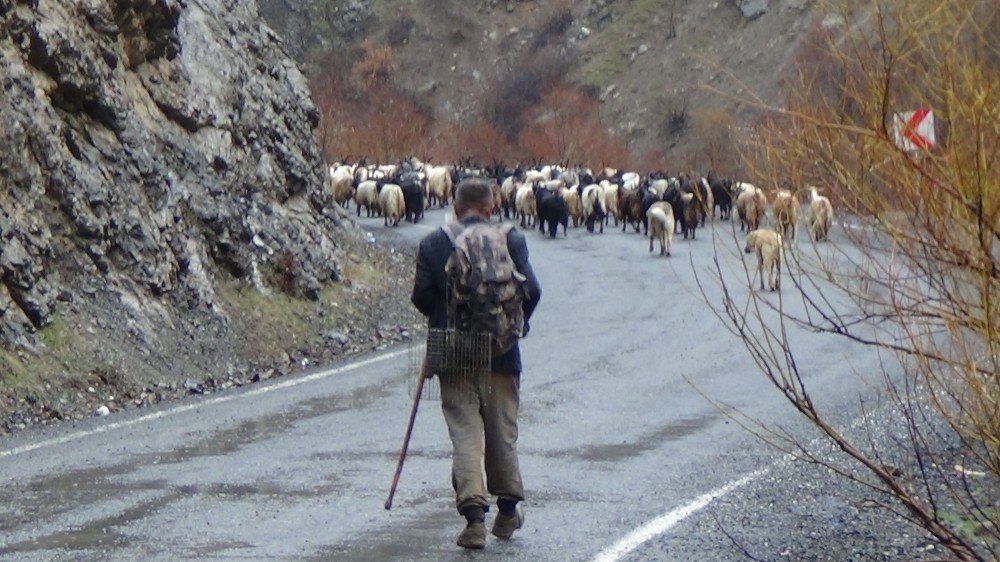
[[737, 0, 768, 20], [0, 0, 352, 349], [257, 0, 372, 62]]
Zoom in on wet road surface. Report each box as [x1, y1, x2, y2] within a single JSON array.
[[0, 206, 887, 560]]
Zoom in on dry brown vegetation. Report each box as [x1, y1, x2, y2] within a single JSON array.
[[709, 1, 999, 560], [310, 39, 629, 167]]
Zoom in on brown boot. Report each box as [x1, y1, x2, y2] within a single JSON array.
[[491, 505, 524, 540], [456, 521, 486, 549]]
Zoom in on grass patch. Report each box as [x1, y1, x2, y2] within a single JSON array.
[[39, 317, 72, 353], [0, 316, 100, 394], [939, 509, 1000, 543], [223, 287, 315, 349], [219, 266, 374, 360], [577, 0, 662, 87], [0, 351, 32, 389]]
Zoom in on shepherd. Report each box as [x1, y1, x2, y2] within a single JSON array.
[[410, 178, 542, 549]]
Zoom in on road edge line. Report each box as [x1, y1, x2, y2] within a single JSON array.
[[0, 346, 414, 460], [590, 468, 769, 562]]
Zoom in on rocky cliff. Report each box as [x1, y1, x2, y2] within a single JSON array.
[[0, 0, 418, 431]]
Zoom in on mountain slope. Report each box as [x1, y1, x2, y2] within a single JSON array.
[[262, 0, 821, 169]]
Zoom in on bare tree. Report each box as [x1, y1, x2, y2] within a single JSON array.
[[704, 1, 999, 560]]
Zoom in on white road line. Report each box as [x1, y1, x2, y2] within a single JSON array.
[[589, 406, 879, 562], [590, 469, 769, 562], [0, 346, 414, 460]]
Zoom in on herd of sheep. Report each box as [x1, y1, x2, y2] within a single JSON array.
[[325, 159, 836, 292]]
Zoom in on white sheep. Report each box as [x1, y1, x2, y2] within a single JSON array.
[[732, 181, 756, 197], [377, 164, 398, 179], [736, 185, 766, 232], [772, 189, 799, 242], [648, 178, 669, 196], [698, 177, 715, 222], [525, 169, 550, 184], [621, 171, 641, 191], [557, 169, 579, 188], [378, 183, 405, 227], [500, 177, 520, 219], [600, 180, 620, 226], [581, 184, 605, 233], [514, 183, 537, 228], [354, 180, 380, 217], [647, 201, 675, 256], [327, 166, 355, 209], [807, 186, 834, 241], [542, 179, 566, 192], [560, 186, 584, 228], [745, 228, 782, 291], [425, 165, 452, 208]]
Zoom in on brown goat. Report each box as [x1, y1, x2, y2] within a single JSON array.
[[745, 228, 782, 291], [772, 190, 799, 242]]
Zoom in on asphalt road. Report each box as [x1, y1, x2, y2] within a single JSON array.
[[0, 204, 894, 561]]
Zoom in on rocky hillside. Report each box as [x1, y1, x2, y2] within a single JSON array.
[[0, 0, 420, 432], [258, 0, 821, 168]]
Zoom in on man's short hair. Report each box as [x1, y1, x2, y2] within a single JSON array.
[[454, 178, 495, 211]]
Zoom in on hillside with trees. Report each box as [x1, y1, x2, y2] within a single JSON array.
[[261, 0, 821, 173]]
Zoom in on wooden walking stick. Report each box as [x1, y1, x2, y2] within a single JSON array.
[[384, 354, 429, 510]]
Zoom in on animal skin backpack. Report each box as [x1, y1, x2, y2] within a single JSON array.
[[442, 222, 527, 356]]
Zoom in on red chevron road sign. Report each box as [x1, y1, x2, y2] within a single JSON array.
[[893, 109, 936, 152]]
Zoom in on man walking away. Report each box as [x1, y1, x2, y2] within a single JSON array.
[[411, 178, 542, 549]]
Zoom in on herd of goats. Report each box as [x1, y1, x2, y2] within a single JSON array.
[[325, 158, 836, 291]]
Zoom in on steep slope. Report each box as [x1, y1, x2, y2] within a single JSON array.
[[0, 0, 418, 432], [260, 0, 820, 168]]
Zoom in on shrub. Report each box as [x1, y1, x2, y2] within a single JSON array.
[[351, 40, 396, 88], [709, 2, 1000, 560]]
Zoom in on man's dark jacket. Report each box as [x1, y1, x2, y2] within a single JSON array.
[[411, 217, 542, 375]]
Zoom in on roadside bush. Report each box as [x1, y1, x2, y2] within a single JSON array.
[[515, 82, 629, 167], [480, 46, 572, 141], [707, 2, 1000, 560], [351, 40, 396, 88], [531, 1, 574, 51], [690, 108, 738, 175]]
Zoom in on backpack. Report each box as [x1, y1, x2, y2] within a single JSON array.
[[442, 222, 527, 356]]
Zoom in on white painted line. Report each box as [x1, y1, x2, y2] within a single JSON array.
[[590, 469, 769, 562], [589, 408, 877, 562], [0, 346, 414, 460]]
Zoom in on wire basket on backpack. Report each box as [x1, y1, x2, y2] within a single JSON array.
[[409, 328, 492, 400], [407, 342, 439, 401]]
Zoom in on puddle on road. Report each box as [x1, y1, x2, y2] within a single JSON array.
[[0, 492, 179, 555], [540, 412, 719, 462], [308, 448, 449, 463], [134, 377, 399, 466], [1, 375, 402, 554], [306, 508, 457, 562]]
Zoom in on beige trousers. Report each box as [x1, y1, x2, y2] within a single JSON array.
[[440, 371, 524, 514]]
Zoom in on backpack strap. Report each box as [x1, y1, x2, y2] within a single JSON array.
[[441, 223, 465, 245]]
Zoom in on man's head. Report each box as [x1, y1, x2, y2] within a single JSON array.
[[454, 178, 495, 220]]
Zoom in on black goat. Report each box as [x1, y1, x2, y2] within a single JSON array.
[[708, 173, 734, 220], [536, 187, 568, 238], [398, 171, 425, 223]]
